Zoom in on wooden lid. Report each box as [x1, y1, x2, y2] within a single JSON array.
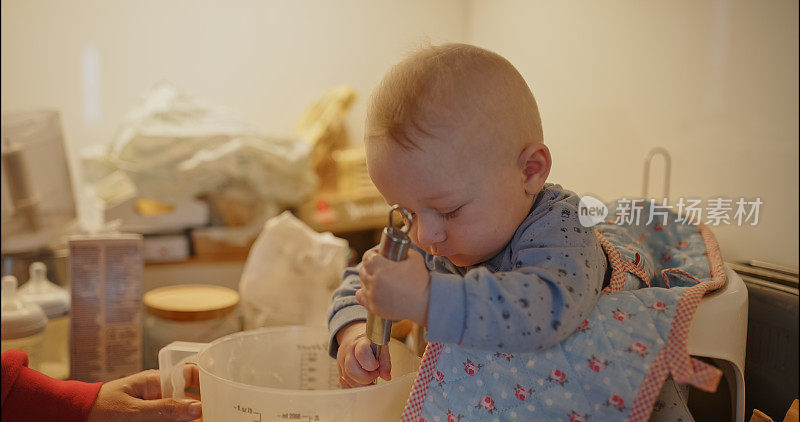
[[144, 285, 239, 322]]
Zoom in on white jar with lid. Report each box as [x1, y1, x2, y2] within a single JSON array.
[[143, 284, 241, 369], [1, 275, 47, 371], [18, 262, 71, 380]]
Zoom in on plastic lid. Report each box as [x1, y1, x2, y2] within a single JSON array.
[[1, 275, 47, 339], [144, 284, 239, 322], [18, 262, 70, 318]]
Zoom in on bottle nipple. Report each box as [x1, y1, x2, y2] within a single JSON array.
[[1, 275, 23, 311], [29, 262, 48, 287], [19, 262, 70, 318], [2, 275, 18, 299]]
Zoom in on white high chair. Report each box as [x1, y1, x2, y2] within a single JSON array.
[[687, 265, 748, 422]]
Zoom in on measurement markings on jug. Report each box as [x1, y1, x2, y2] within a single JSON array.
[[295, 343, 327, 352], [297, 344, 326, 389], [299, 351, 317, 388], [275, 413, 320, 421], [233, 403, 262, 421]]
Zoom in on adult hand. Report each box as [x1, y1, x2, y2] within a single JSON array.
[[87, 365, 202, 422]]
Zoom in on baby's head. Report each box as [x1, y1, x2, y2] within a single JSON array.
[[365, 43, 551, 266]]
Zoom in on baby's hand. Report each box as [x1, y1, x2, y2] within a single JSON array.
[[335, 321, 391, 388], [356, 249, 430, 326]]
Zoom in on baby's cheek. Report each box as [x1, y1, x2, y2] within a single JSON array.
[[408, 231, 423, 249]]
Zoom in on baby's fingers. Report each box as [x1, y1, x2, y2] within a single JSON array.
[[360, 249, 380, 273], [355, 289, 367, 309], [344, 352, 378, 385], [338, 373, 358, 389], [354, 339, 380, 372], [379, 346, 392, 381]]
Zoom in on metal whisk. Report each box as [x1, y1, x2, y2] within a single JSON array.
[[366, 205, 414, 361]]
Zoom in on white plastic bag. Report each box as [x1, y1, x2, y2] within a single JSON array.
[[239, 211, 349, 329], [83, 82, 316, 208]]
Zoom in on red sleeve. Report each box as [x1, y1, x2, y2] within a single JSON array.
[[2, 349, 103, 422]]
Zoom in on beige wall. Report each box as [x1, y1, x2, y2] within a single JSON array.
[[2, 0, 797, 267], [1, 0, 466, 152], [467, 0, 798, 267]]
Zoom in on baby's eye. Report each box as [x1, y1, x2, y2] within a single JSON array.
[[440, 206, 463, 220]]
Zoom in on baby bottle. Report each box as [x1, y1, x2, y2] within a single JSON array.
[[1, 275, 47, 371], [18, 262, 71, 379]]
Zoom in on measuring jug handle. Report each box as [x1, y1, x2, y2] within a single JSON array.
[[158, 341, 207, 399]]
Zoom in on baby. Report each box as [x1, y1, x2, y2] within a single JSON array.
[[327, 43, 608, 388]]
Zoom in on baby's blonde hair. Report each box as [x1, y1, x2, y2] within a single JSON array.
[[366, 43, 543, 151]]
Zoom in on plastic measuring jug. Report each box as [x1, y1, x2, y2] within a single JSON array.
[[159, 325, 420, 421]]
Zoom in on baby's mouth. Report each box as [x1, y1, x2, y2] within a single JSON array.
[[429, 245, 449, 257]]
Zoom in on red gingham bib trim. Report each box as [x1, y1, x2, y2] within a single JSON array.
[[595, 228, 651, 293], [627, 224, 726, 421], [401, 342, 443, 421]]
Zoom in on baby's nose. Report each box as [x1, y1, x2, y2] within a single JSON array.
[[415, 213, 446, 248]]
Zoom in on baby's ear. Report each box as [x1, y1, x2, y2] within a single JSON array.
[[517, 143, 551, 196]]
